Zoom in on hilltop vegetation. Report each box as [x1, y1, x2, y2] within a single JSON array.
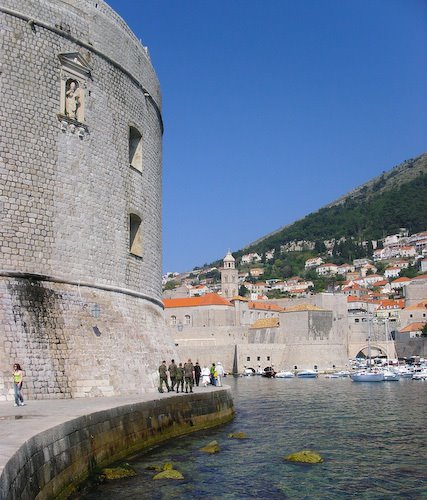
[[237, 153, 427, 258]]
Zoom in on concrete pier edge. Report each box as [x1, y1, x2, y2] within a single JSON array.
[[0, 387, 234, 500]]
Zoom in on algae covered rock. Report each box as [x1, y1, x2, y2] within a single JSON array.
[[101, 464, 137, 480], [153, 469, 184, 480], [200, 440, 220, 453], [285, 450, 323, 464], [162, 462, 174, 471], [227, 432, 248, 439]]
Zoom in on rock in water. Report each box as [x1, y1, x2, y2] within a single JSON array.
[[153, 469, 184, 480], [227, 432, 248, 439], [101, 465, 137, 480], [285, 450, 323, 464], [200, 440, 220, 453]]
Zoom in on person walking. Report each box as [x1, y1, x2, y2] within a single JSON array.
[[194, 361, 201, 386], [216, 362, 225, 387], [158, 360, 170, 393], [12, 363, 25, 407], [183, 358, 194, 393], [201, 366, 211, 387], [175, 362, 184, 393], [210, 363, 216, 386], [168, 359, 177, 391]]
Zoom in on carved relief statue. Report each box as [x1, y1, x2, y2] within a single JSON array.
[[65, 79, 83, 122]]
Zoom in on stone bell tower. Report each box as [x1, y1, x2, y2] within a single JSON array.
[[221, 250, 238, 299]]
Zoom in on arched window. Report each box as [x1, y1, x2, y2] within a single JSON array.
[[129, 126, 143, 172], [170, 315, 177, 326], [129, 213, 142, 257], [185, 315, 191, 325]]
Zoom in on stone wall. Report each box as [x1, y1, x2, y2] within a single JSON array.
[[0, 0, 175, 398], [0, 389, 235, 500], [0, 278, 176, 399]]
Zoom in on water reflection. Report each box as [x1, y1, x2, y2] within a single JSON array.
[[81, 377, 427, 499]]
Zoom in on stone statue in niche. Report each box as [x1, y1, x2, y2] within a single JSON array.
[[65, 79, 84, 122]]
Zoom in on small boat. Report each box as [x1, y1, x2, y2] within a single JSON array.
[[351, 370, 384, 382], [261, 366, 276, 378], [395, 366, 414, 379], [412, 369, 427, 380], [296, 369, 318, 378], [324, 373, 340, 379], [243, 368, 255, 376], [275, 371, 294, 378], [335, 370, 351, 377], [382, 368, 400, 382]]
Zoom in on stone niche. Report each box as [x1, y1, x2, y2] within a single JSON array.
[[58, 52, 92, 129]]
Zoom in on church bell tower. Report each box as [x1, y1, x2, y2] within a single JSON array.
[[221, 250, 238, 299]]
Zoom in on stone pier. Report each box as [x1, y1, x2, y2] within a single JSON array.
[[0, 387, 234, 500]]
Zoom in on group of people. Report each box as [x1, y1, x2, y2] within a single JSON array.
[[158, 359, 225, 394]]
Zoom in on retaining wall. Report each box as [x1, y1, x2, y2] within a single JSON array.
[[0, 389, 234, 500]]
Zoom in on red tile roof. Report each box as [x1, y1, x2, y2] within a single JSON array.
[[163, 293, 232, 308], [399, 322, 426, 333], [248, 301, 284, 312]]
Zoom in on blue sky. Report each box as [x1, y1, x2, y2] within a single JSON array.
[[107, 0, 427, 274]]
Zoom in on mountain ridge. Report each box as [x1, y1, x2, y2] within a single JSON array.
[[238, 152, 427, 255]]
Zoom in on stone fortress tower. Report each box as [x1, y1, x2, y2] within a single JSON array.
[[221, 250, 238, 299], [0, 0, 176, 399]]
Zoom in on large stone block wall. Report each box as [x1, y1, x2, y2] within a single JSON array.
[[0, 277, 177, 400], [0, 389, 235, 500], [171, 322, 350, 373], [0, 0, 174, 398], [1, 0, 162, 296]]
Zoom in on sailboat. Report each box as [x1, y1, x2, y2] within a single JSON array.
[[351, 308, 384, 382], [381, 319, 400, 382]]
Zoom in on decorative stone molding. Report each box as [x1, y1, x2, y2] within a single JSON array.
[[58, 52, 92, 125]]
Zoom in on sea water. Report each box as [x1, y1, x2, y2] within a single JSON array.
[[81, 377, 427, 499]]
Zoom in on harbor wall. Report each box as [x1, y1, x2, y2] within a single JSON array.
[[0, 389, 234, 500]]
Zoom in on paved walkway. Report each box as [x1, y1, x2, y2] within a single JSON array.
[[0, 385, 220, 476]]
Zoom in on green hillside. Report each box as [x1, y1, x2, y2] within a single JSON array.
[[239, 152, 427, 257]]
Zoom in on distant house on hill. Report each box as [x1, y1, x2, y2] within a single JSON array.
[[385, 266, 402, 279], [336, 263, 355, 275], [241, 253, 262, 264], [316, 263, 338, 276], [390, 276, 412, 290], [305, 257, 324, 269], [250, 267, 264, 277], [188, 284, 209, 297]]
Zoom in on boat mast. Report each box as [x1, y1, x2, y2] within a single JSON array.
[[367, 302, 372, 369]]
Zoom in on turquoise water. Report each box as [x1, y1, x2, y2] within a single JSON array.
[[82, 377, 427, 499]]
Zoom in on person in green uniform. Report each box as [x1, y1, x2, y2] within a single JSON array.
[[183, 358, 194, 393], [158, 360, 170, 393], [175, 362, 184, 393], [168, 359, 178, 391]]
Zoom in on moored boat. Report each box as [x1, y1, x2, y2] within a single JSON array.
[[297, 369, 318, 378], [275, 371, 294, 378], [261, 366, 276, 378], [381, 368, 400, 381], [412, 369, 427, 380], [351, 370, 384, 382]]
